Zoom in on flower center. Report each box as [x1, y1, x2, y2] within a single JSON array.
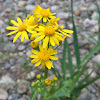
[[58, 26, 62, 30], [40, 9, 50, 17], [19, 24, 27, 31], [39, 50, 50, 61], [44, 26, 55, 36], [50, 19, 56, 24]]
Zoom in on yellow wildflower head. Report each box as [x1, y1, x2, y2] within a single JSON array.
[[36, 74, 41, 79], [48, 17, 60, 25], [45, 78, 51, 85], [33, 5, 56, 22], [30, 45, 58, 69], [6, 16, 36, 43], [32, 25, 64, 48], [54, 77, 58, 81], [30, 41, 38, 49]]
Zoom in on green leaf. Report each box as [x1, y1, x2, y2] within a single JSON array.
[[66, 38, 74, 78], [71, 0, 81, 68], [79, 70, 93, 85], [61, 38, 67, 80], [30, 90, 38, 100], [81, 43, 100, 66], [79, 76, 100, 90]]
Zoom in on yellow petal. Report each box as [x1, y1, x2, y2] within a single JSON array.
[[53, 36, 59, 45], [45, 60, 52, 69], [6, 26, 18, 30], [26, 16, 34, 25], [17, 17, 22, 25], [39, 45, 43, 52], [50, 36, 55, 46], [21, 33, 24, 42], [50, 56, 58, 60], [24, 31, 29, 39], [13, 32, 21, 43], [34, 61, 41, 67], [34, 35, 45, 42], [31, 58, 39, 63], [43, 17, 47, 22], [63, 29, 73, 33], [30, 55, 39, 58], [43, 36, 49, 48], [55, 35, 64, 41], [7, 30, 18, 35], [11, 20, 19, 26], [31, 49, 39, 54], [41, 62, 45, 69], [50, 50, 57, 55]]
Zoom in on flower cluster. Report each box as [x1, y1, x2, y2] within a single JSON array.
[[31, 74, 58, 93], [6, 5, 73, 69]]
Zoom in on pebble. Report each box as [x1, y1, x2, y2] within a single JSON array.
[[16, 57, 25, 64], [26, 50, 32, 57], [78, 39, 89, 47], [27, 0, 35, 4], [26, 71, 35, 80], [74, 9, 80, 16], [95, 79, 100, 87], [0, 89, 8, 100], [83, 18, 97, 28], [17, 80, 29, 94], [88, 4, 97, 11], [92, 54, 100, 64], [0, 75, 16, 89], [18, 45, 25, 51], [57, 12, 70, 19], [25, 5, 35, 10], [0, 43, 16, 53], [91, 11, 99, 20], [50, 5, 59, 12], [9, 58, 15, 65], [87, 85, 96, 93], [4, 64, 11, 69], [18, 1, 27, 7]]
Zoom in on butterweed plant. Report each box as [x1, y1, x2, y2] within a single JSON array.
[[6, 2, 100, 100]]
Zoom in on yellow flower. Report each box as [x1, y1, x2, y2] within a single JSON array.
[[30, 35, 35, 41], [48, 17, 60, 25], [31, 82, 36, 87], [45, 78, 51, 85], [33, 5, 56, 22], [36, 74, 41, 79], [31, 25, 64, 48], [6, 16, 35, 43], [56, 23, 74, 37], [30, 45, 58, 69], [54, 77, 58, 81], [30, 41, 38, 49]]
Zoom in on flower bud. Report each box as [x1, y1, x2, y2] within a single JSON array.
[[36, 74, 41, 79]]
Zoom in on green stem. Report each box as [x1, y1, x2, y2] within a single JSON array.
[[44, 66, 48, 79]]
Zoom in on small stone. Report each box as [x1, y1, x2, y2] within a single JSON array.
[[87, 85, 96, 93], [26, 71, 35, 80], [50, 5, 59, 12], [95, 79, 100, 87], [4, 64, 11, 69], [91, 12, 99, 20], [9, 59, 15, 65], [83, 18, 97, 28], [92, 54, 100, 64], [18, 45, 25, 51], [26, 50, 32, 57], [18, 1, 27, 7], [17, 80, 29, 94], [27, 0, 35, 4], [78, 39, 89, 47], [74, 9, 80, 16], [0, 89, 8, 100], [57, 12, 70, 19], [88, 4, 97, 11], [16, 57, 25, 64], [25, 5, 35, 10], [0, 75, 16, 89]]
